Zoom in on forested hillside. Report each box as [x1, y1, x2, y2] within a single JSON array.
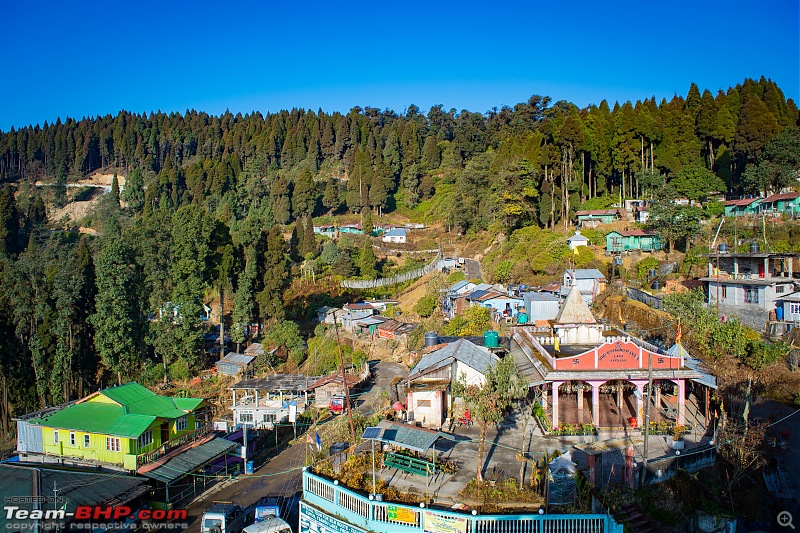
[[0, 77, 797, 433]]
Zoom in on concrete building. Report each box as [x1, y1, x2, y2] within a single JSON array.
[[701, 248, 799, 332], [723, 197, 762, 217], [230, 375, 313, 428], [760, 192, 800, 215], [606, 230, 663, 252], [382, 228, 407, 243], [576, 209, 621, 227]]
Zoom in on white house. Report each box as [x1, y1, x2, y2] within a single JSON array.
[[405, 338, 500, 428], [567, 230, 589, 251], [382, 228, 407, 244], [562, 268, 607, 304]]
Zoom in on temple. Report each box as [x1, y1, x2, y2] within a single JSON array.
[[512, 286, 712, 430]]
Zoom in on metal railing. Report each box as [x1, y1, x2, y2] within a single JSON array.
[[302, 470, 624, 533], [136, 424, 212, 467]]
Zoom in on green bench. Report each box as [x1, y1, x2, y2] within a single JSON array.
[[383, 452, 437, 477]]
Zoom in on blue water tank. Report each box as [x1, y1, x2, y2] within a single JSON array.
[[517, 312, 529, 325], [484, 330, 500, 348], [245, 460, 254, 475], [776, 306, 784, 321]]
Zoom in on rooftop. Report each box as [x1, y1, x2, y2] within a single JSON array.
[[232, 375, 316, 392], [762, 191, 800, 202], [28, 383, 204, 438], [554, 286, 597, 324], [567, 268, 607, 280], [607, 229, 657, 237], [409, 338, 499, 380]]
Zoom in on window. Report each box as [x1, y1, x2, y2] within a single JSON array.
[[777, 285, 787, 294], [106, 437, 121, 452], [138, 431, 153, 449], [239, 411, 253, 424], [175, 416, 187, 432], [745, 287, 759, 304], [417, 400, 431, 408], [262, 413, 276, 423], [721, 285, 727, 299], [84, 434, 90, 448], [70, 432, 75, 446], [791, 303, 800, 315], [53, 430, 59, 444]]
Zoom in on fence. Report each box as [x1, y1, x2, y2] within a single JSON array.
[[341, 258, 439, 289], [626, 287, 663, 310], [302, 470, 624, 533]]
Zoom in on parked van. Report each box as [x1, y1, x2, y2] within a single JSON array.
[[241, 517, 291, 533], [329, 395, 347, 415], [201, 503, 249, 533]]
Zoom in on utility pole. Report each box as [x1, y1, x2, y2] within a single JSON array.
[[334, 322, 357, 444], [639, 349, 654, 488]]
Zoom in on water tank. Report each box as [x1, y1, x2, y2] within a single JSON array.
[[517, 312, 529, 325], [648, 269, 657, 278], [424, 332, 439, 347], [718, 243, 729, 253], [776, 306, 784, 321], [484, 330, 500, 348], [245, 460, 254, 475], [750, 242, 761, 253], [651, 280, 662, 290]]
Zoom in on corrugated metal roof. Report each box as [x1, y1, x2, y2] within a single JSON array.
[[0, 464, 149, 528], [524, 292, 559, 302], [308, 372, 361, 390], [763, 192, 800, 202], [384, 228, 407, 237], [140, 437, 236, 484], [375, 420, 452, 453], [570, 268, 606, 280], [30, 402, 156, 438], [409, 339, 499, 380], [232, 375, 314, 391], [99, 382, 201, 419], [668, 344, 717, 389], [219, 353, 256, 366], [449, 280, 470, 292]]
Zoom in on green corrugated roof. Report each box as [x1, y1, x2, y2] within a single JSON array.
[[28, 382, 205, 438], [29, 402, 157, 438], [101, 383, 197, 419]]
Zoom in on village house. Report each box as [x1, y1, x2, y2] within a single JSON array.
[[405, 335, 503, 428], [216, 352, 256, 377], [562, 268, 607, 304], [512, 287, 713, 431], [605, 229, 663, 253], [229, 375, 313, 428], [635, 205, 650, 223], [382, 227, 408, 243], [700, 246, 800, 332], [316, 306, 339, 324], [760, 191, 800, 216], [576, 209, 621, 227], [522, 291, 561, 323], [723, 197, 762, 217], [308, 365, 369, 409], [14, 383, 226, 477], [313, 225, 336, 238], [567, 230, 589, 251]]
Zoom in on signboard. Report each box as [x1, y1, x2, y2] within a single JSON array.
[[299, 501, 366, 533], [387, 504, 416, 524], [423, 510, 468, 533], [597, 341, 640, 369], [378, 328, 394, 339]]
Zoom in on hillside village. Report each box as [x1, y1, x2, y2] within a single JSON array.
[[0, 76, 798, 533]]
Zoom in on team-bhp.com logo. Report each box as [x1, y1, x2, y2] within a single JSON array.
[[4, 502, 187, 530]]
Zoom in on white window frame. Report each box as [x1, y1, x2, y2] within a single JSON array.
[[53, 430, 59, 444], [175, 416, 188, 432], [138, 430, 153, 449], [70, 432, 75, 446], [84, 434, 90, 448], [106, 437, 121, 452], [239, 411, 254, 424]]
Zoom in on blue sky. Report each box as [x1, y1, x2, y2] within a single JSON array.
[[2, 0, 797, 131]]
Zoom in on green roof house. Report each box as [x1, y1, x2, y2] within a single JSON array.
[[760, 192, 800, 215], [576, 209, 621, 227], [606, 230, 663, 252], [723, 197, 762, 217], [17, 383, 210, 471]]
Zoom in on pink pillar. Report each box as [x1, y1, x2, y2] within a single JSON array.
[[552, 381, 561, 428], [587, 380, 604, 427], [677, 380, 686, 425], [633, 381, 647, 428], [577, 387, 584, 424]]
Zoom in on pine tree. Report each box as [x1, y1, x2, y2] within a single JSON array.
[[257, 227, 287, 322], [357, 239, 377, 278], [302, 215, 317, 257]]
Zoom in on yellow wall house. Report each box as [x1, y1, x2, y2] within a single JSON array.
[[24, 383, 205, 471]]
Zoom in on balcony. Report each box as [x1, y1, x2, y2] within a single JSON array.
[[136, 424, 213, 468]]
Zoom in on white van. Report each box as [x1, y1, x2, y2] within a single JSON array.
[[241, 517, 292, 533]]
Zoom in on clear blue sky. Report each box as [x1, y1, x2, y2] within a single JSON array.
[[2, 0, 797, 131]]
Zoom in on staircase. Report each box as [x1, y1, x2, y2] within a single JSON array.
[[620, 503, 659, 533]]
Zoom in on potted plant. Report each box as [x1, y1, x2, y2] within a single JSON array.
[[668, 424, 686, 450]]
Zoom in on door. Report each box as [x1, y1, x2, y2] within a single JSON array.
[[161, 423, 169, 445], [759, 263, 765, 278]]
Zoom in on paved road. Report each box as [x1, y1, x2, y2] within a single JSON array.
[[356, 360, 408, 411]]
